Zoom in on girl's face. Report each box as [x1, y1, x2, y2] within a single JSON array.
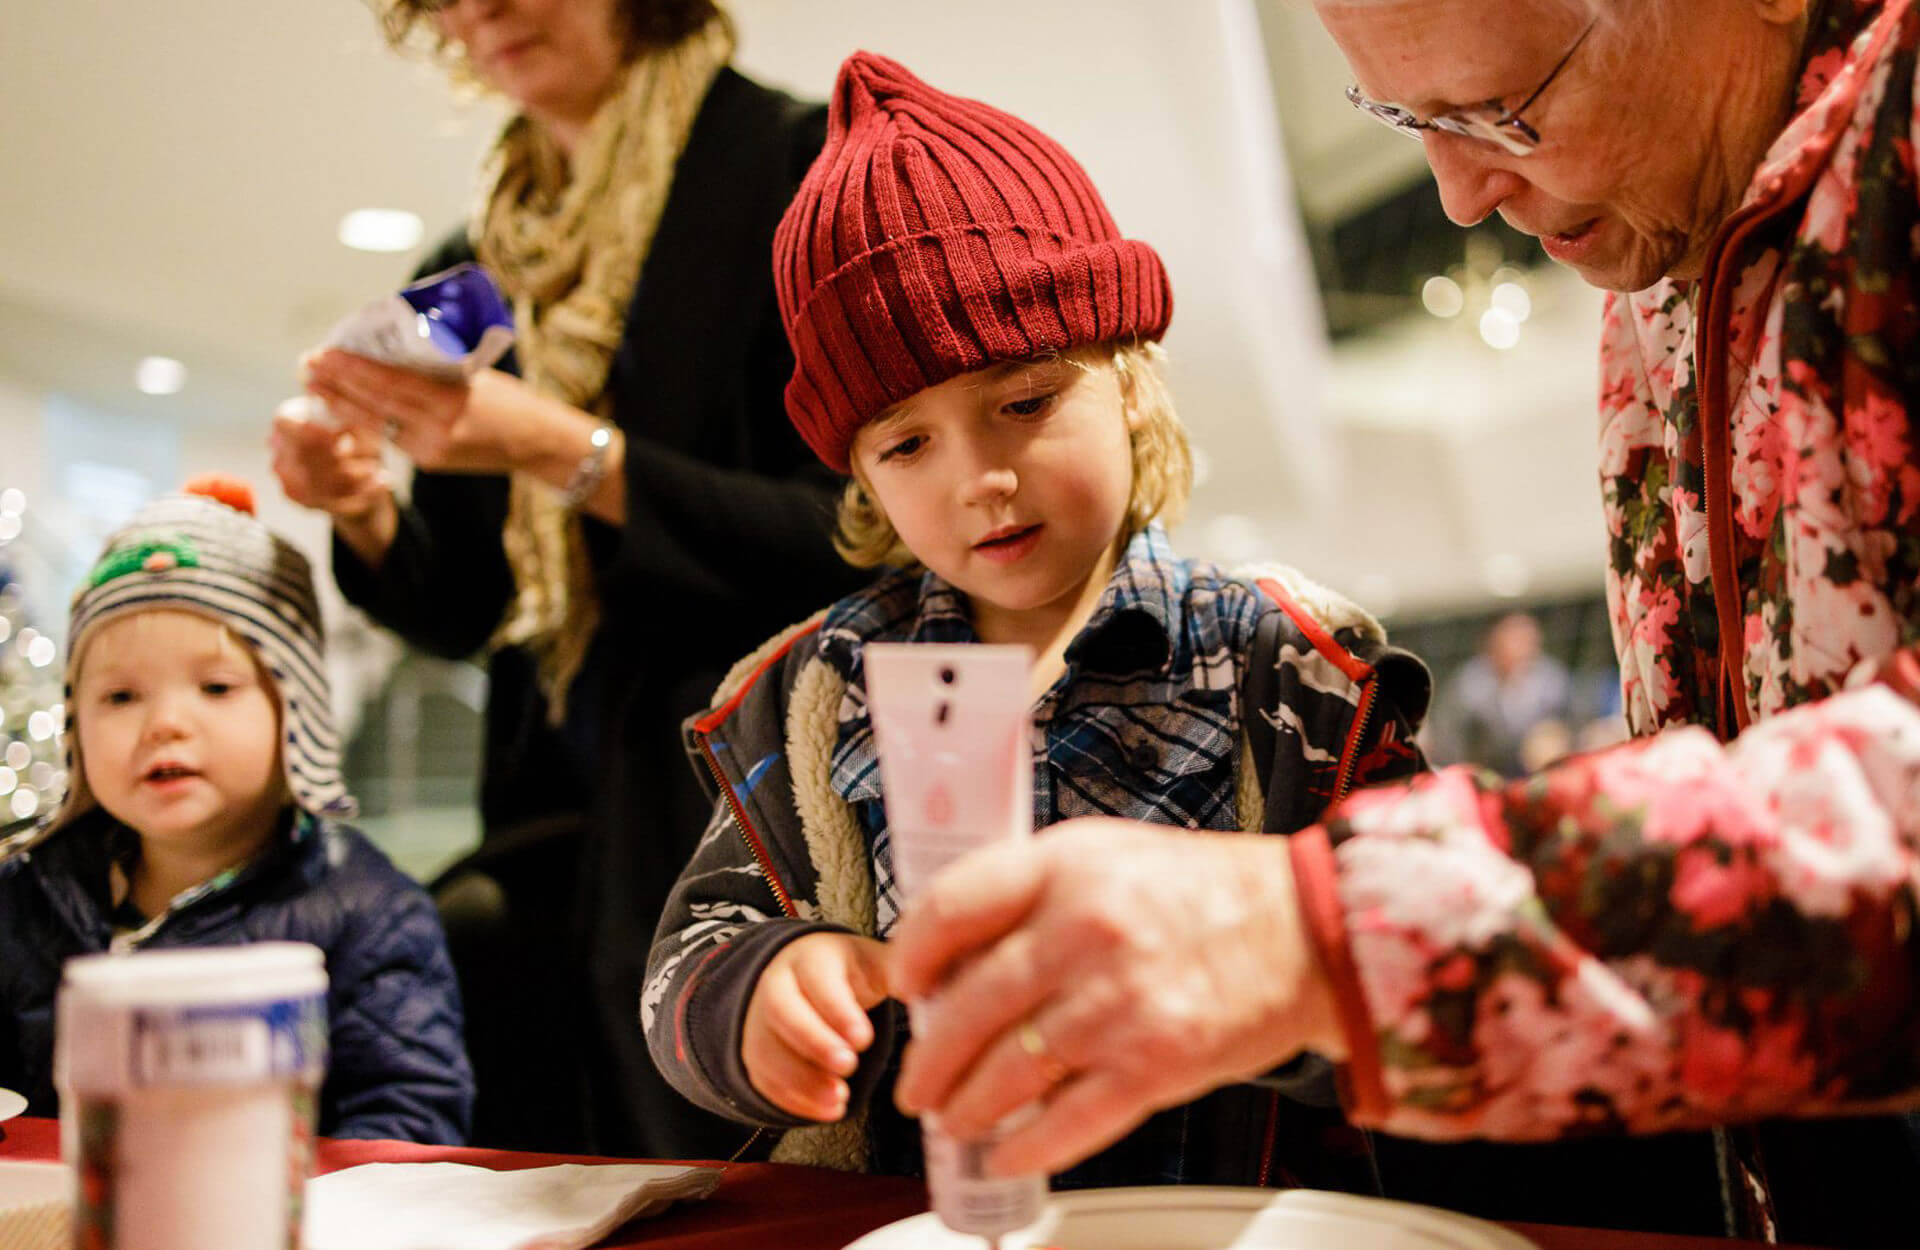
[[72, 611, 287, 864], [433, 0, 629, 130], [851, 354, 1138, 652]]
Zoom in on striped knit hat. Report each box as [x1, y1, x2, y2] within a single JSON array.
[[54, 477, 353, 829], [774, 51, 1173, 472]]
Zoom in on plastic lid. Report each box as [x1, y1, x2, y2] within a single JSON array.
[[62, 943, 327, 1008]]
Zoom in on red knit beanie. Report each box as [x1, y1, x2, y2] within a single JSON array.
[[775, 52, 1174, 472]]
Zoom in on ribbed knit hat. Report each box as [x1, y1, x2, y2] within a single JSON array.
[[775, 52, 1173, 472], [54, 477, 354, 830]]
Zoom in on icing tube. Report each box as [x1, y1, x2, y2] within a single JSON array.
[[321, 263, 514, 384], [864, 642, 1047, 1242]]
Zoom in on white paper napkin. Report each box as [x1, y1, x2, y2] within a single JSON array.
[[303, 1160, 722, 1250]]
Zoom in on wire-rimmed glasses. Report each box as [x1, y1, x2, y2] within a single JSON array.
[[1344, 20, 1596, 157]]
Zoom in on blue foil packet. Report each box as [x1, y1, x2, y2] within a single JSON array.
[[322, 263, 515, 382], [398, 263, 514, 361]]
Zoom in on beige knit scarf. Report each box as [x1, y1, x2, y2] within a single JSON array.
[[474, 14, 734, 720]]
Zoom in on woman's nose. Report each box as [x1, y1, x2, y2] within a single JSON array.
[[1422, 134, 1528, 228]]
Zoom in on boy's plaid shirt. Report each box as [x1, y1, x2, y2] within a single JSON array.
[[820, 525, 1271, 934], [643, 521, 1427, 1160]]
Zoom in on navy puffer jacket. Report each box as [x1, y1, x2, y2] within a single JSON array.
[[0, 808, 472, 1144]]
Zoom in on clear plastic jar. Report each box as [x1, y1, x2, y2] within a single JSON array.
[[56, 943, 328, 1250]]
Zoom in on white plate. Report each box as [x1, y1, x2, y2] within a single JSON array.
[[845, 1186, 1540, 1250], [0, 1091, 25, 1124]]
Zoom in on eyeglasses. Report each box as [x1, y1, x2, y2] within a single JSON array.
[[1344, 21, 1596, 157]]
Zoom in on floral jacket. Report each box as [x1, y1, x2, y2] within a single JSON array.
[[1292, 0, 1920, 1238]]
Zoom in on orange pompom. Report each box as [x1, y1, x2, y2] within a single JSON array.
[[182, 473, 257, 516]]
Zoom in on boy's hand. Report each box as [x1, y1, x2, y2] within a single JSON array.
[[744, 932, 890, 1122]]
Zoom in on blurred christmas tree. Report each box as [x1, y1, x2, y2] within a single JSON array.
[[0, 487, 68, 838]]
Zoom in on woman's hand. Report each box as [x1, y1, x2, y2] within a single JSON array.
[[269, 403, 398, 567], [886, 820, 1344, 1177], [743, 933, 891, 1122], [301, 349, 543, 476], [300, 349, 626, 522]]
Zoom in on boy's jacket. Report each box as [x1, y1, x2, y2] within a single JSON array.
[[643, 552, 1427, 1186]]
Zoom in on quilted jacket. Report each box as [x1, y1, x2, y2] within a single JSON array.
[[0, 809, 473, 1144]]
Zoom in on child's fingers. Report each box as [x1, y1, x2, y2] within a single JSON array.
[[759, 964, 860, 1076], [795, 945, 883, 1052], [744, 1031, 850, 1122], [844, 936, 893, 1008]]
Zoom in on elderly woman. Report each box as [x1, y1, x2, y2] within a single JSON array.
[[271, 0, 861, 1157], [887, 0, 1920, 1241]]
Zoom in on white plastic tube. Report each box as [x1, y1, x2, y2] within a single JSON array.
[[865, 643, 1047, 1242]]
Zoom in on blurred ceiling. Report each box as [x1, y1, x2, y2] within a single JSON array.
[[0, 0, 1437, 424], [0, 0, 1609, 617]]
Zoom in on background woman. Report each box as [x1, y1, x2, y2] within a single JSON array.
[[271, 0, 860, 1156]]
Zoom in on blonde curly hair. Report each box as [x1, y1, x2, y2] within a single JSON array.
[[834, 340, 1192, 571]]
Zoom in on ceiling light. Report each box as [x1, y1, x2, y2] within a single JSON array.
[[1490, 282, 1532, 323], [1421, 275, 1465, 319], [338, 208, 424, 253], [1483, 553, 1530, 599], [1478, 308, 1521, 350], [0, 489, 23, 516], [135, 356, 187, 395]]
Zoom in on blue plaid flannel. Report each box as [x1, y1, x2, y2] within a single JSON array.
[[816, 525, 1266, 935]]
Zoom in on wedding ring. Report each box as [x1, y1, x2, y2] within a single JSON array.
[[1016, 1020, 1070, 1085]]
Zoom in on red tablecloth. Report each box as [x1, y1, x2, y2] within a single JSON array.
[[0, 1117, 1798, 1249]]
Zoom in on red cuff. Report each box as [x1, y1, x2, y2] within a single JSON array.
[[1289, 826, 1388, 1126], [1872, 643, 1920, 706]]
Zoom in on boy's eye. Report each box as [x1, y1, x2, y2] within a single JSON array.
[[201, 681, 236, 697], [1003, 392, 1056, 418], [875, 434, 926, 464], [101, 689, 136, 707]]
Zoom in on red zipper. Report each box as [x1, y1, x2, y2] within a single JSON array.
[[1330, 678, 1381, 804], [696, 734, 797, 919], [1255, 1089, 1281, 1186]]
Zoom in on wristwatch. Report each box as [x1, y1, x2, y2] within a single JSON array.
[[560, 422, 617, 510]]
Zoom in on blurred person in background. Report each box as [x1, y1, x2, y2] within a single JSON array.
[[1423, 611, 1573, 776], [271, 0, 860, 1157], [885, 2, 1920, 1243]]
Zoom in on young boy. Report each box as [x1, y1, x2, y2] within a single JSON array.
[[642, 53, 1428, 1187], [0, 478, 473, 1144]]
